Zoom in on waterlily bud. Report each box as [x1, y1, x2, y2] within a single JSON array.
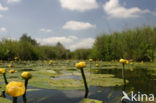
[[75, 62, 86, 69], [6, 81, 25, 97], [49, 60, 53, 64], [89, 59, 93, 62], [9, 70, 15, 74], [79, 62, 86, 68], [0, 68, 6, 74], [75, 63, 81, 69], [96, 64, 99, 67], [119, 59, 125, 63], [119, 59, 129, 64], [125, 60, 129, 64], [21, 72, 32, 80], [14, 57, 18, 60], [8, 64, 13, 68]]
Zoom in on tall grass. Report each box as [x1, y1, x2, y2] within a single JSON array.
[[91, 26, 156, 61]]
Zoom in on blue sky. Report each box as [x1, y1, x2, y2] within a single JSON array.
[[0, 0, 156, 50]]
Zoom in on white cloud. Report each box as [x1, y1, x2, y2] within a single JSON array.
[[0, 3, 8, 11], [63, 21, 96, 30], [7, 37, 16, 41], [7, 0, 21, 3], [69, 38, 95, 50], [40, 28, 52, 33], [36, 35, 78, 45], [0, 14, 3, 18], [103, 0, 151, 19], [59, 0, 98, 12], [0, 27, 7, 32]]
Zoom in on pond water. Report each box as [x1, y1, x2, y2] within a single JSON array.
[[51, 75, 82, 80], [5, 86, 123, 103], [4, 68, 156, 103], [95, 68, 156, 95]]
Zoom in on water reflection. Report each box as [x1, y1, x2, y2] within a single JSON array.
[[95, 68, 156, 103], [23, 95, 27, 103], [95, 68, 156, 95]]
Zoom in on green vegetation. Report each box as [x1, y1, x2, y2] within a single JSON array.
[[0, 97, 11, 103], [0, 26, 156, 61], [0, 61, 125, 90], [0, 34, 70, 60], [91, 26, 156, 61], [81, 98, 103, 103], [0, 60, 156, 102], [0, 26, 156, 103]]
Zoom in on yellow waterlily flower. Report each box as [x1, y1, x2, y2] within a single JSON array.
[[96, 64, 99, 67], [89, 59, 93, 62], [8, 64, 13, 68], [21, 72, 32, 80], [0, 68, 6, 74], [125, 60, 129, 64], [49, 60, 53, 64], [75, 63, 81, 69], [14, 57, 18, 60], [6, 81, 25, 97], [75, 62, 86, 69], [9, 70, 15, 74], [119, 59, 129, 64]]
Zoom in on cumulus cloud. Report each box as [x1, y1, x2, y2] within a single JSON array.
[[36, 35, 78, 45], [59, 0, 98, 12], [0, 3, 8, 11], [0, 27, 7, 32], [7, 0, 21, 3], [40, 28, 52, 33], [63, 21, 96, 30], [69, 38, 95, 51], [103, 0, 151, 19]]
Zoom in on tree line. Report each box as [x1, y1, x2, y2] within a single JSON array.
[[0, 26, 156, 61], [91, 26, 156, 61]]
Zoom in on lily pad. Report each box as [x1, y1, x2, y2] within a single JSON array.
[[80, 98, 103, 103], [49, 73, 126, 89], [27, 89, 41, 92], [0, 97, 11, 103]]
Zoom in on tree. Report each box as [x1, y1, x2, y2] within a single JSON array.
[[20, 34, 38, 46]]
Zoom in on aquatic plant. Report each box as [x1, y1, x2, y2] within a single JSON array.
[[49, 60, 53, 65], [96, 64, 99, 67], [9, 70, 15, 74], [89, 59, 93, 73], [8, 64, 13, 68], [89, 59, 93, 62], [75, 62, 89, 98], [6, 81, 25, 103], [21, 72, 32, 102], [0, 68, 8, 85], [119, 59, 128, 90]]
